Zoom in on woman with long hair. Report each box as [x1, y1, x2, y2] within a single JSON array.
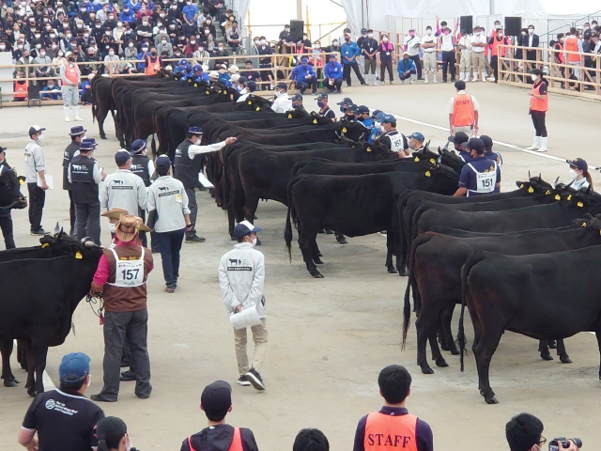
[[566, 158, 593, 191], [526, 68, 549, 152]]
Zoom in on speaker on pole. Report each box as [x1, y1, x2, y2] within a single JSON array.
[[504, 16, 522, 36], [289, 20, 304, 42], [459, 16, 473, 35]]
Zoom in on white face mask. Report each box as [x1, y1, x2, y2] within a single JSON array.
[[528, 29, 534, 34], [37, 133, 44, 142], [367, 33, 373, 38], [382, 37, 388, 42], [379, 124, 386, 132], [426, 30, 432, 35], [569, 168, 578, 179], [87, 374, 92, 386], [274, 90, 282, 97], [251, 237, 257, 246], [531, 74, 538, 81], [109, 222, 116, 232]]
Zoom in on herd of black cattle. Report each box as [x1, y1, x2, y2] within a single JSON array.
[[0, 73, 600, 405]]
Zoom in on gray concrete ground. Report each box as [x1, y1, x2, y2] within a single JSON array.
[[1, 81, 600, 451]]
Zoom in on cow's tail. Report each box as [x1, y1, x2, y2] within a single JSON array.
[[401, 270, 412, 351], [397, 194, 412, 274], [151, 109, 157, 157], [458, 251, 487, 372], [92, 102, 97, 124], [284, 177, 299, 263]]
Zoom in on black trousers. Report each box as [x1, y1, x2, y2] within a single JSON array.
[[530, 111, 547, 137], [324, 78, 343, 92], [0, 215, 15, 249], [27, 183, 45, 232], [410, 54, 422, 79], [185, 187, 198, 238], [342, 62, 365, 86], [296, 79, 317, 94], [491, 56, 499, 83], [380, 62, 394, 82], [74, 202, 101, 245], [68, 190, 75, 235], [442, 51, 456, 81]]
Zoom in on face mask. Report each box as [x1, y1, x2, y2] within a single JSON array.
[[274, 90, 283, 98], [382, 37, 388, 42], [444, 31, 450, 35], [409, 32, 415, 37], [109, 51, 114, 55], [95, 24, 101, 28], [35, 43, 42, 49], [84, 33, 89, 38], [260, 39, 266, 45], [497, 33, 502, 38], [39, 51, 45, 56], [38, 133, 44, 142], [379, 125, 386, 132], [150, 51, 156, 56], [18, 44, 23, 49], [345, 37, 350, 42], [87, 374, 92, 386], [332, 41, 338, 46], [35, 34, 41, 39], [531, 74, 538, 81], [218, 46, 223, 51], [528, 29, 534, 34], [569, 168, 578, 179], [476, 31, 481, 36], [317, 101, 325, 108], [0, 46, 4, 50], [128, 43, 134, 47], [251, 237, 257, 246], [66, 33, 72, 38], [426, 30, 432, 35], [521, 31, 526, 36], [374, 121, 381, 128]]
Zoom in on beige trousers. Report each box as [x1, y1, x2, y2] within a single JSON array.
[[471, 52, 485, 77], [234, 318, 268, 375], [422, 52, 437, 73]]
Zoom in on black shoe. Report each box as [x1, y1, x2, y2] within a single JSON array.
[[334, 90, 341, 94], [135, 392, 150, 399], [237, 375, 251, 386], [30, 228, 49, 236], [185, 235, 206, 243], [120, 370, 136, 381], [245, 368, 265, 391], [360, 82, 368, 85], [91, 394, 117, 402]]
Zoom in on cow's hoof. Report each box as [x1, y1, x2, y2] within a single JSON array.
[[311, 272, 324, 279], [435, 358, 448, 368], [440, 342, 450, 351], [540, 353, 553, 361], [27, 388, 36, 397], [398, 269, 407, 277], [336, 237, 348, 244], [325, 229, 334, 235], [420, 366, 434, 375], [485, 396, 499, 405], [548, 340, 557, 349], [4, 379, 19, 387], [100, 135, 107, 140], [560, 356, 573, 364], [314, 258, 323, 265], [387, 266, 396, 274], [449, 347, 460, 356]]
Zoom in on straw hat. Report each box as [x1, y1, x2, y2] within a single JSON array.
[[101, 207, 129, 222], [114, 215, 150, 242]]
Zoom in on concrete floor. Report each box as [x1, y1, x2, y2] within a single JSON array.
[[0, 81, 600, 451]]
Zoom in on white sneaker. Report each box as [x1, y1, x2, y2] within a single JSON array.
[[424, 79, 429, 84], [487, 76, 496, 81], [74, 116, 83, 121], [65, 117, 71, 122], [409, 79, 415, 84], [472, 78, 478, 82], [433, 78, 437, 84]]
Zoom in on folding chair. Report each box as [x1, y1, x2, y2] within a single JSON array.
[[27, 83, 41, 108]]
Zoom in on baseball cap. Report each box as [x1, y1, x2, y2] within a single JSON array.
[[328, 53, 337, 60], [115, 149, 132, 165], [374, 111, 385, 121], [59, 352, 90, 383], [450, 131, 470, 146], [336, 97, 353, 106], [229, 65, 239, 73], [131, 139, 146, 154], [233, 220, 262, 238], [316, 93, 328, 101], [69, 126, 86, 136], [466, 137, 485, 152], [192, 64, 203, 72], [276, 82, 288, 90], [28, 125, 45, 137], [381, 114, 395, 124], [184, 63, 192, 72], [291, 93, 303, 101], [357, 105, 369, 114], [408, 132, 425, 142], [0, 146, 6, 153], [96, 417, 128, 450], [156, 155, 172, 168], [201, 380, 232, 419], [346, 103, 359, 113], [300, 57, 308, 63], [247, 81, 257, 92], [480, 134, 493, 150], [567, 158, 588, 172], [209, 71, 219, 78], [361, 28, 367, 33], [238, 76, 248, 84], [80, 138, 97, 151], [188, 126, 203, 135], [230, 73, 241, 83]]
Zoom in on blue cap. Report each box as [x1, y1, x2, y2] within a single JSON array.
[[374, 112, 385, 121], [156, 154, 172, 168], [467, 137, 485, 152], [300, 57, 308, 63], [291, 93, 302, 101], [361, 28, 367, 33], [329, 53, 337, 59], [188, 126, 203, 135], [567, 158, 588, 172], [131, 139, 147, 154], [80, 138, 97, 151], [408, 132, 425, 142], [115, 149, 132, 165], [381, 114, 395, 123], [179, 58, 188, 66], [184, 63, 192, 72], [59, 352, 90, 383], [192, 64, 202, 72], [346, 103, 359, 113], [69, 125, 86, 136], [247, 81, 256, 92], [316, 93, 328, 100], [233, 220, 262, 238], [336, 97, 353, 106], [276, 82, 287, 90], [357, 105, 369, 114]]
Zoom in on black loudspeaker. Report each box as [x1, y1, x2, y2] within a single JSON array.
[[504, 16, 522, 36], [289, 20, 304, 42], [460, 16, 473, 35]]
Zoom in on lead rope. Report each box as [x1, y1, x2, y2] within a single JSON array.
[[86, 292, 104, 325]]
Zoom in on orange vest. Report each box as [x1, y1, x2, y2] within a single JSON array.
[[555, 42, 565, 63], [187, 427, 243, 451], [145, 56, 161, 75], [14, 80, 28, 99], [564, 36, 580, 62], [491, 37, 506, 57], [530, 81, 548, 112], [364, 412, 418, 451], [65, 64, 79, 84], [452, 93, 475, 127]]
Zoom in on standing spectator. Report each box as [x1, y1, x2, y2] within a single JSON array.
[[323, 54, 343, 94], [144, 47, 162, 75], [458, 29, 472, 82], [470, 26, 487, 82], [257, 37, 274, 89], [219, 220, 267, 390], [439, 25, 457, 83], [526, 69, 549, 152], [100, 150, 147, 219], [173, 127, 236, 243], [525, 24, 540, 62], [0, 146, 16, 249], [179, 380, 260, 451], [24, 125, 49, 235], [448, 80, 479, 137], [397, 51, 416, 84], [147, 155, 192, 293], [564, 27, 583, 82], [421, 26, 437, 83], [404, 28, 422, 80], [17, 352, 105, 451], [63, 126, 86, 236], [90, 214, 154, 402], [362, 29, 378, 85], [341, 32, 366, 87], [68, 138, 105, 244], [353, 365, 433, 451], [378, 33, 395, 84], [60, 53, 82, 121], [488, 27, 510, 83]]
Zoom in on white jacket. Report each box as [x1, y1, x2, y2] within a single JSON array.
[[218, 242, 265, 317]]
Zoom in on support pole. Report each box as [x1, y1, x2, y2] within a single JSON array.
[[297, 0, 302, 20]]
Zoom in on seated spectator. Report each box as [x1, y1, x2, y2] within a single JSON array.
[[323, 54, 343, 94], [293, 429, 329, 451], [13, 70, 28, 101], [104, 48, 120, 74], [397, 51, 417, 83], [179, 380, 259, 451], [240, 60, 262, 85], [157, 34, 173, 57], [289, 56, 317, 95], [226, 20, 241, 53], [193, 43, 210, 67], [214, 41, 230, 65], [41, 78, 62, 100]]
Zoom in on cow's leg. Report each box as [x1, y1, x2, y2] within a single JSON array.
[[539, 340, 553, 360], [29, 337, 48, 396], [441, 304, 459, 355], [556, 339, 572, 364], [335, 233, 348, 245], [242, 196, 259, 225], [596, 325, 601, 380], [473, 327, 503, 404], [299, 229, 322, 278], [96, 106, 109, 139], [17, 339, 27, 370], [385, 231, 395, 273], [0, 339, 18, 386], [312, 241, 323, 265], [23, 340, 35, 395]]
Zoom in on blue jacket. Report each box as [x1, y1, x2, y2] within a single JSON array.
[[341, 41, 360, 64], [324, 61, 343, 80], [290, 64, 316, 83], [119, 10, 136, 23], [194, 73, 210, 83], [397, 58, 416, 75]]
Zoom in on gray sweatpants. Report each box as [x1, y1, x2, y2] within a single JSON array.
[[98, 309, 151, 401], [62, 85, 79, 106]]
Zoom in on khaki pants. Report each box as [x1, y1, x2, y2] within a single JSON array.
[[423, 52, 437, 73], [453, 125, 473, 135], [460, 50, 472, 72], [234, 318, 268, 375], [471, 52, 485, 78]]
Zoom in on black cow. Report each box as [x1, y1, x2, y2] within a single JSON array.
[[0, 235, 102, 396], [285, 164, 459, 278], [458, 243, 601, 404]]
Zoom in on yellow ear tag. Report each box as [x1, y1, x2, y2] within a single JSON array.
[[545, 190, 551, 195], [313, 119, 317, 124], [554, 194, 561, 201], [75, 251, 83, 259], [366, 147, 372, 152], [342, 127, 347, 133], [221, 90, 226, 94], [430, 159, 436, 164], [582, 222, 587, 227], [206, 90, 210, 95], [577, 201, 584, 208], [41, 243, 49, 248], [424, 171, 431, 177], [567, 195, 572, 200], [255, 107, 260, 111], [194, 83, 198, 87], [528, 186, 534, 193], [599, 230, 601, 236], [288, 113, 292, 119], [19, 179, 24, 185], [248, 100, 252, 105], [414, 157, 420, 162], [188, 79, 192, 83], [519, 184, 524, 188]]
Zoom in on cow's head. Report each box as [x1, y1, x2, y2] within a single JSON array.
[[565, 186, 601, 209], [285, 108, 309, 119], [245, 94, 273, 111], [515, 174, 555, 195], [336, 121, 367, 142], [0, 170, 27, 210], [426, 163, 461, 194], [575, 213, 601, 235], [353, 141, 397, 161]]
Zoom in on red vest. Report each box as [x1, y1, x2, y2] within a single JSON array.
[[530, 81, 548, 112], [364, 412, 418, 451], [14, 80, 28, 99], [564, 36, 580, 62], [187, 428, 243, 451], [145, 56, 161, 75], [452, 93, 475, 127]]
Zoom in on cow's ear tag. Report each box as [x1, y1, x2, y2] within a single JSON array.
[[313, 119, 317, 124], [582, 222, 587, 227], [248, 100, 252, 105], [555, 194, 561, 200], [545, 190, 551, 195], [519, 184, 524, 188], [567, 195, 572, 200], [188, 79, 192, 83], [528, 186, 534, 193], [430, 159, 436, 164], [288, 114, 292, 119], [205, 90, 210, 95], [599, 229, 601, 237], [255, 107, 260, 111], [194, 83, 198, 87], [577, 201, 584, 208], [75, 251, 83, 259], [41, 243, 49, 248], [424, 171, 431, 177], [366, 147, 372, 152], [19, 179, 24, 185], [342, 127, 347, 133], [221, 90, 226, 94], [414, 157, 420, 162]]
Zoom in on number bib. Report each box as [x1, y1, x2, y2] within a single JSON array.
[[108, 247, 146, 288], [467, 162, 497, 195], [389, 133, 405, 152]]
